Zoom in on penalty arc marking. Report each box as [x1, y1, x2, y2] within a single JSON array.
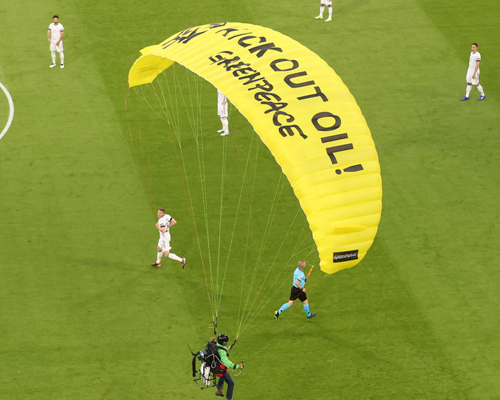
[[0, 82, 14, 141]]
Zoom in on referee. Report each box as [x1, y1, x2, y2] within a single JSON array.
[[274, 260, 317, 320]]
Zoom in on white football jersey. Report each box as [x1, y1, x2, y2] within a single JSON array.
[[217, 90, 229, 117], [217, 90, 228, 106], [468, 51, 481, 72], [158, 214, 172, 238], [49, 23, 65, 43]]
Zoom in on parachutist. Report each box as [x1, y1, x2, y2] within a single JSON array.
[[192, 334, 244, 396], [214, 334, 244, 399], [274, 260, 316, 320]]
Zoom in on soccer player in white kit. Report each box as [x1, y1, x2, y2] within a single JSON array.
[[217, 89, 230, 136], [151, 208, 186, 268], [315, 0, 333, 22], [47, 15, 65, 68], [461, 43, 486, 101]]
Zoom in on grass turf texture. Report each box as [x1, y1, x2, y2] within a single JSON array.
[[1, 0, 499, 399]]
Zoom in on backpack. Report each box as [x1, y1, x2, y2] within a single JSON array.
[[191, 340, 231, 389], [203, 340, 227, 377]]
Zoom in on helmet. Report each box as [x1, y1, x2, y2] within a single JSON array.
[[217, 333, 229, 346]]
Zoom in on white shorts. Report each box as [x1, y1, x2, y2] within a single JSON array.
[[50, 42, 64, 52], [218, 103, 228, 118], [321, 0, 333, 5], [466, 70, 479, 85], [158, 234, 172, 252]]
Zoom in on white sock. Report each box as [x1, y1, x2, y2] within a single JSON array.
[[319, 5, 324, 16], [60, 52, 65, 65], [51, 51, 56, 64], [156, 251, 163, 263], [168, 253, 182, 262], [477, 85, 485, 96], [328, 5, 333, 18], [221, 117, 229, 133], [465, 85, 472, 98]]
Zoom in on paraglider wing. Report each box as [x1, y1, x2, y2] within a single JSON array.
[[128, 22, 382, 274]]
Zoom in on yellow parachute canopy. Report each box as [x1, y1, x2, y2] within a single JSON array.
[[128, 22, 382, 274]]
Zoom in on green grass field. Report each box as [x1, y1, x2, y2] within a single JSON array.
[[1, 0, 500, 399]]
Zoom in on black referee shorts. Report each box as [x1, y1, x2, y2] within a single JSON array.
[[290, 286, 307, 302]]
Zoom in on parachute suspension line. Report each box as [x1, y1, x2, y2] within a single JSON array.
[[234, 134, 261, 339], [179, 69, 219, 323], [134, 67, 320, 338], [170, 69, 219, 322], [215, 132, 258, 329], [237, 248, 326, 341], [132, 72, 319, 338], [235, 204, 316, 338], [154, 68, 217, 323], [169, 69, 238, 326], [131, 77, 214, 312], [213, 133, 229, 318], [229, 134, 317, 338], [232, 155, 320, 338], [177, 69, 220, 323], [137, 83, 169, 124], [234, 138, 268, 338], [235, 171, 288, 337], [183, 69, 219, 322], [235, 207, 310, 336], [174, 69, 215, 301], [127, 87, 157, 211], [237, 273, 329, 340], [130, 83, 178, 212]]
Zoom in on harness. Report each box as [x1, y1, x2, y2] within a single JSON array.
[[190, 341, 227, 389]]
